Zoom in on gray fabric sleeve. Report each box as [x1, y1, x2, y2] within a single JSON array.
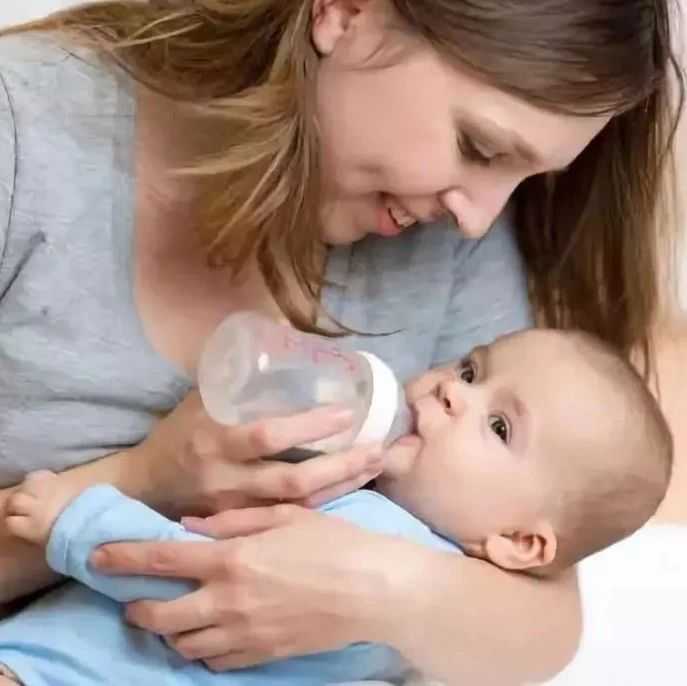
[[0, 68, 14, 263], [432, 210, 533, 366]]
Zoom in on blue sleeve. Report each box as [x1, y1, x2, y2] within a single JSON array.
[[320, 490, 460, 554], [45, 486, 458, 608], [46, 485, 209, 602], [432, 208, 533, 366]]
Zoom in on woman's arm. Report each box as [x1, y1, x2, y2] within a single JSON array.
[[383, 548, 581, 685], [92, 504, 581, 685], [0, 394, 376, 604]]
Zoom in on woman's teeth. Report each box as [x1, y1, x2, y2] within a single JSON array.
[[387, 203, 417, 230]]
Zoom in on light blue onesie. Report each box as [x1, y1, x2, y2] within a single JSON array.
[[0, 488, 458, 686]]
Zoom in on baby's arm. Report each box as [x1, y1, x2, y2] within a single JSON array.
[[4, 472, 207, 603]]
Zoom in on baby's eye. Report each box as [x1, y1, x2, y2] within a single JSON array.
[[457, 359, 476, 384], [489, 415, 510, 444]]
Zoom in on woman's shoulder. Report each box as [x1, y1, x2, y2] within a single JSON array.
[[0, 30, 71, 63], [0, 30, 135, 253], [0, 31, 107, 99], [0, 33, 57, 258], [0, 28, 118, 69], [0, 31, 131, 117]]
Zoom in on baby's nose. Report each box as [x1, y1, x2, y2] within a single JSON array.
[[439, 380, 469, 418]]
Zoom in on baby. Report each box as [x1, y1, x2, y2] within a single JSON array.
[[0, 329, 672, 686]]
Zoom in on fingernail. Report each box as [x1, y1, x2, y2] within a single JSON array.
[[91, 550, 108, 568], [365, 468, 383, 482], [367, 449, 386, 465], [331, 408, 355, 426], [181, 516, 206, 531], [396, 434, 421, 447]]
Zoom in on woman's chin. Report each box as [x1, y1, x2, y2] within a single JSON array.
[[320, 223, 370, 246]]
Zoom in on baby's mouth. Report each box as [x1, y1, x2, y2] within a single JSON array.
[[408, 402, 420, 436]]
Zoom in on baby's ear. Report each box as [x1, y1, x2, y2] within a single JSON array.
[[483, 522, 558, 571]]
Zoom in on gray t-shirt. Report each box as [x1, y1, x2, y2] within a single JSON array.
[[0, 34, 532, 488]]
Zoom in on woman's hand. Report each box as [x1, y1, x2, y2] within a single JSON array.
[[134, 390, 385, 515], [91, 485, 580, 684], [90, 504, 416, 671]]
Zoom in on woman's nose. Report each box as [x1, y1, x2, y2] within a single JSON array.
[[439, 179, 519, 238]]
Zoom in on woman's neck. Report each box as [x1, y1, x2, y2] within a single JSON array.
[[131, 87, 326, 374]]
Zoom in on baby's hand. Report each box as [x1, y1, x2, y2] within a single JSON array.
[[4, 471, 78, 546]]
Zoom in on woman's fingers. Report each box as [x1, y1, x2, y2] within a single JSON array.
[[91, 540, 221, 579], [138, 390, 361, 508], [204, 649, 281, 673], [183, 503, 316, 539], [295, 467, 384, 508], [238, 444, 383, 500], [167, 626, 236, 661], [226, 406, 354, 461], [126, 588, 218, 635]]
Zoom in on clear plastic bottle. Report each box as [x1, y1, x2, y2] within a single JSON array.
[[197, 311, 413, 459]]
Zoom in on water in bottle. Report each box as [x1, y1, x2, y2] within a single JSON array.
[[197, 311, 413, 459]]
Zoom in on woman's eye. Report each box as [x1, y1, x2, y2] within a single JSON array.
[[458, 359, 476, 384], [489, 415, 510, 444], [458, 135, 494, 167]]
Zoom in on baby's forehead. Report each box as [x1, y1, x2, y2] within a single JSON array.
[[490, 331, 616, 418], [491, 328, 573, 354], [490, 330, 603, 374]]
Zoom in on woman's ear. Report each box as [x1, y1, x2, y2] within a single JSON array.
[[484, 522, 558, 572], [311, 0, 369, 56]]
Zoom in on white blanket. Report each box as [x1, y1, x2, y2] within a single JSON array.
[[544, 522, 687, 685]]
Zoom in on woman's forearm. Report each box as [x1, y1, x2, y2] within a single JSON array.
[[378, 549, 581, 685], [58, 447, 162, 510]]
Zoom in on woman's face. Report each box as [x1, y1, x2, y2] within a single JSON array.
[[312, 0, 611, 245]]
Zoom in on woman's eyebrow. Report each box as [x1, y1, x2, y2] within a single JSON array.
[[461, 116, 571, 173], [462, 116, 543, 166]]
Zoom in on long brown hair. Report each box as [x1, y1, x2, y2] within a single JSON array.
[[394, 0, 684, 367], [8, 1, 684, 359]]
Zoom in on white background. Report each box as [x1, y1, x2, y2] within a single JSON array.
[[0, 0, 73, 26]]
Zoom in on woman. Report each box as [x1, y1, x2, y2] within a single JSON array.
[[0, 1, 681, 683]]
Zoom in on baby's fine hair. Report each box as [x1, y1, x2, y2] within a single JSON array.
[[541, 330, 673, 574]]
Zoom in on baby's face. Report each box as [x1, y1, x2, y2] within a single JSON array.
[[378, 330, 595, 550]]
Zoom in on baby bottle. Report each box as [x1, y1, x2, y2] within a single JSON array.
[[197, 311, 413, 459]]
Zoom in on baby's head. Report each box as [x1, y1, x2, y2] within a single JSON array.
[[378, 329, 673, 575]]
